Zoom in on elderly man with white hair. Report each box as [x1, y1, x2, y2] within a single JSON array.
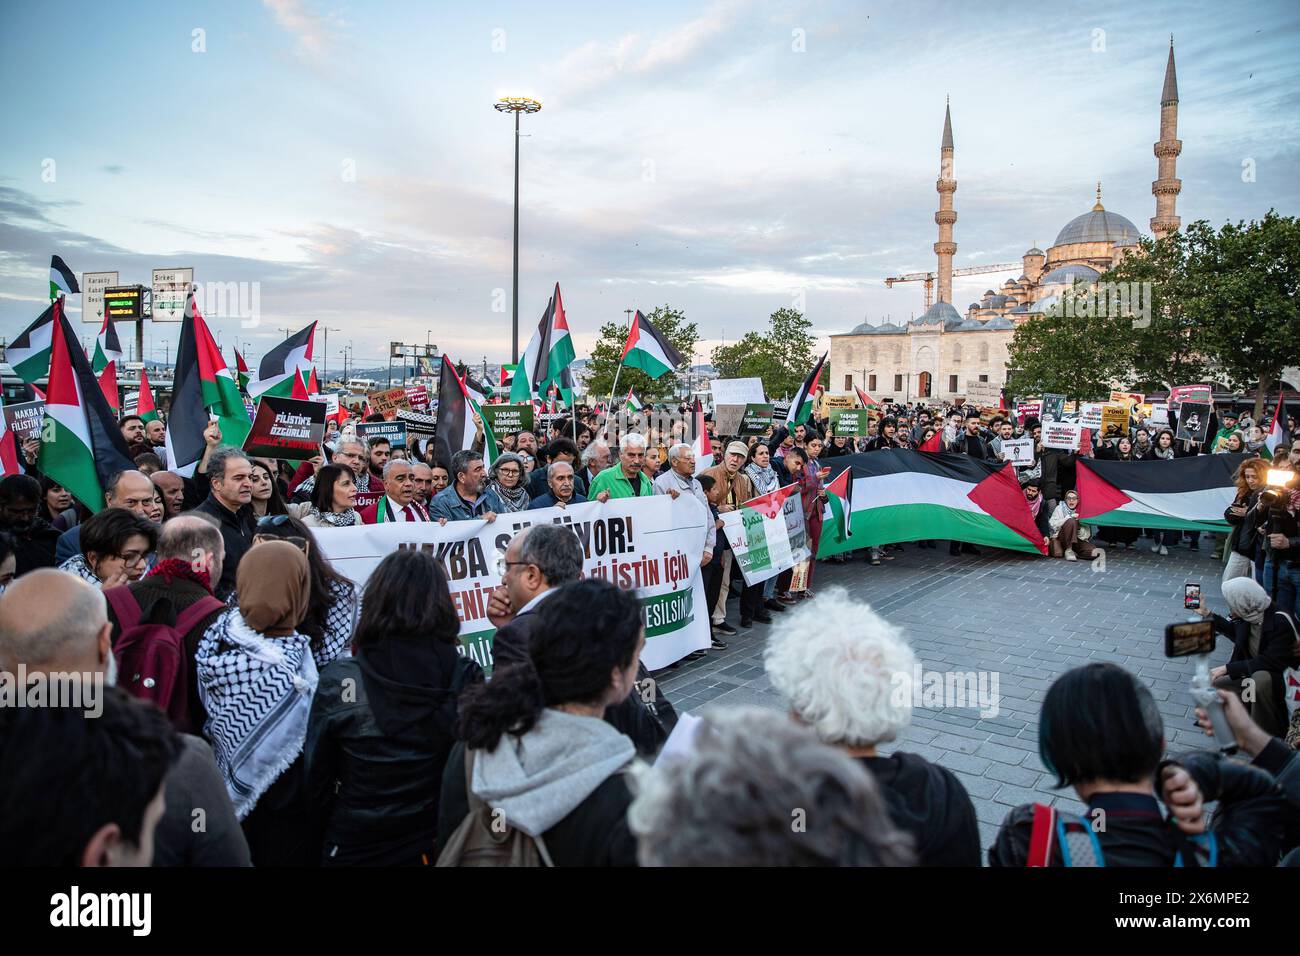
[[586, 433, 654, 500], [764, 587, 981, 866], [653, 443, 714, 570]]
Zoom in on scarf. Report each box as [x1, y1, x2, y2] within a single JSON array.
[[489, 480, 530, 512], [58, 554, 102, 586], [1027, 494, 1043, 519], [196, 609, 318, 819], [146, 557, 212, 592], [745, 462, 779, 496], [1152, 445, 1174, 460], [308, 506, 361, 527], [237, 542, 310, 637]]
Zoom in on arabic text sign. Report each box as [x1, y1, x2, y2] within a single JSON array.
[[722, 486, 810, 586]]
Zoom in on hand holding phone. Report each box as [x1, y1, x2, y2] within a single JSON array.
[[1183, 583, 1201, 610]]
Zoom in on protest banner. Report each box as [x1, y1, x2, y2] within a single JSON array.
[[355, 420, 408, 449], [829, 408, 868, 438], [1100, 404, 1130, 439], [1110, 391, 1142, 408], [738, 403, 776, 437], [313, 496, 710, 672], [1175, 401, 1211, 444], [1079, 403, 1104, 429], [712, 405, 747, 437], [964, 381, 1002, 406], [1040, 393, 1066, 423], [366, 387, 412, 420], [709, 378, 766, 406], [1148, 403, 1170, 426], [242, 396, 326, 460], [1169, 384, 1212, 409], [1042, 421, 1082, 451], [3, 400, 45, 441], [1000, 436, 1034, 465], [404, 385, 430, 411], [719, 484, 809, 586], [1015, 401, 1041, 425], [481, 403, 534, 436]]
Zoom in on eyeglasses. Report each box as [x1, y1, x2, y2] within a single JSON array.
[[495, 555, 535, 576]]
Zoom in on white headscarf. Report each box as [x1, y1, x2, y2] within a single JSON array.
[[1221, 577, 1270, 624]]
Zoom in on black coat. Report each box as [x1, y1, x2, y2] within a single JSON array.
[[860, 752, 980, 866], [190, 494, 255, 598], [1224, 491, 1263, 560], [437, 739, 639, 866], [1208, 608, 1300, 682], [304, 649, 483, 866], [949, 433, 995, 461], [2, 517, 60, 575]]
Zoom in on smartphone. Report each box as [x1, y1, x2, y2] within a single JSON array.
[[1164, 619, 1214, 658], [1183, 583, 1201, 610]]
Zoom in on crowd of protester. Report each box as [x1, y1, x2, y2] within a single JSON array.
[[0, 394, 1297, 867]]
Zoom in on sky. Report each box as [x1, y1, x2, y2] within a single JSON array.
[[1, 0, 1297, 374]]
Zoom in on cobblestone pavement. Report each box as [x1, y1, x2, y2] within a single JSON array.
[[653, 535, 1228, 860]]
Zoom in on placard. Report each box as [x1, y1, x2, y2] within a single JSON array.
[[4, 400, 46, 440], [771, 399, 791, 420], [712, 404, 747, 437], [1042, 421, 1081, 451], [242, 396, 327, 460], [404, 385, 430, 411], [366, 387, 412, 420], [1079, 403, 1103, 430], [81, 272, 119, 325], [829, 408, 868, 438], [1148, 403, 1170, 426], [721, 485, 809, 586], [1169, 384, 1212, 412], [1015, 401, 1041, 425], [1175, 401, 1211, 444], [481, 403, 534, 435], [738, 403, 775, 437], [1100, 404, 1130, 440], [150, 268, 194, 322], [1040, 393, 1066, 424], [964, 381, 1002, 405], [1000, 436, 1034, 465], [709, 378, 766, 406], [355, 420, 408, 449]]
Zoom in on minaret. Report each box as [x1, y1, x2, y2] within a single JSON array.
[[1151, 37, 1182, 239], [934, 98, 957, 304]]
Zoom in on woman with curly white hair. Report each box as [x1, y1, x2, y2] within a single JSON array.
[[763, 587, 981, 866]]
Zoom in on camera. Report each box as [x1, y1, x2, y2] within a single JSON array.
[[1164, 620, 1237, 754]]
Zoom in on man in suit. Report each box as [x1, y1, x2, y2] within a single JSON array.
[[487, 524, 584, 667], [358, 459, 430, 524]]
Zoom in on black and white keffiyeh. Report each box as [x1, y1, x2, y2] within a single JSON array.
[[196, 609, 319, 820], [307, 506, 362, 527], [320, 577, 358, 667], [58, 554, 102, 586]]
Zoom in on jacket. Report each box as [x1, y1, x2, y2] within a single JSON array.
[[989, 752, 1289, 866], [1038, 448, 1075, 502], [527, 467, 588, 501], [700, 465, 755, 512], [949, 432, 995, 461], [586, 464, 655, 500], [5, 517, 60, 574], [860, 752, 981, 866], [527, 492, 587, 510], [1224, 490, 1263, 560], [190, 495, 255, 599], [151, 734, 252, 867], [1208, 608, 1300, 681], [305, 649, 483, 866], [427, 484, 501, 523]]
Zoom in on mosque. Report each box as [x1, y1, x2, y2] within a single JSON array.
[[831, 41, 1184, 403]]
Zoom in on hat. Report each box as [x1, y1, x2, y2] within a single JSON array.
[[725, 441, 749, 458]]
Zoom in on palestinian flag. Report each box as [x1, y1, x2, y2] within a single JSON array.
[[0, 394, 20, 478], [918, 429, 943, 453], [247, 323, 316, 399], [817, 451, 1046, 557], [624, 389, 644, 414], [434, 354, 499, 468], [1265, 393, 1287, 458], [37, 309, 134, 510], [500, 364, 516, 388], [291, 371, 310, 400], [557, 364, 575, 406], [136, 368, 159, 423], [234, 349, 251, 392], [620, 310, 684, 380], [855, 385, 880, 414], [50, 255, 79, 300], [786, 352, 827, 428], [7, 302, 57, 384], [165, 294, 251, 475], [511, 283, 575, 403], [307, 367, 321, 395], [690, 398, 713, 475], [92, 313, 123, 412], [1076, 454, 1241, 534]]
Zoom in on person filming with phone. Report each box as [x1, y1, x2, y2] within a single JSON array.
[[1192, 577, 1300, 738]]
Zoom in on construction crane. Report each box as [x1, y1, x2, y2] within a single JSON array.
[[884, 262, 1022, 309]]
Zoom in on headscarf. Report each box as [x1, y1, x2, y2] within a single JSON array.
[[1222, 577, 1270, 625], [237, 542, 310, 637], [487, 452, 531, 512]]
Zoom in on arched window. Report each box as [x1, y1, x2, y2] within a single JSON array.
[[979, 342, 990, 362]]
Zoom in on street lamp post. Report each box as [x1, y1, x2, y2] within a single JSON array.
[[494, 95, 542, 364], [321, 327, 340, 383]]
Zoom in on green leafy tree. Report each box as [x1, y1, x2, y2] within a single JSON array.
[[709, 307, 818, 400], [585, 305, 699, 402], [1007, 286, 1130, 404], [1184, 211, 1300, 419]]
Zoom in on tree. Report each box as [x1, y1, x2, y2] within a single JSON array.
[[709, 307, 818, 400], [1006, 287, 1130, 404], [584, 305, 699, 402], [1184, 211, 1300, 419]]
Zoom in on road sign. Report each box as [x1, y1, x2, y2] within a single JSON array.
[[151, 267, 194, 322], [81, 272, 119, 325]]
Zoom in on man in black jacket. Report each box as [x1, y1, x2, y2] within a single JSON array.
[[0, 474, 60, 575], [948, 416, 993, 555], [191, 447, 256, 599]]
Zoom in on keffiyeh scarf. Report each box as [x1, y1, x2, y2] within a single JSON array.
[[745, 462, 779, 496], [58, 554, 102, 586], [308, 506, 361, 527], [489, 481, 530, 512], [196, 610, 319, 819]]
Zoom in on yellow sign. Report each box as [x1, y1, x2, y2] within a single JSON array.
[[1100, 403, 1130, 439]]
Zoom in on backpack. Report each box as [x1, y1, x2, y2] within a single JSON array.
[[103, 585, 226, 726], [1026, 803, 1217, 867], [435, 750, 554, 867]]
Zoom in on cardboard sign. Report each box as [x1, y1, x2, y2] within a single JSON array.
[[829, 408, 868, 438], [366, 387, 412, 420], [710, 378, 766, 406], [1040, 393, 1066, 424], [1148, 403, 1170, 426], [1000, 436, 1035, 465], [242, 396, 327, 460], [1100, 404, 1130, 440], [355, 421, 408, 449], [481, 403, 534, 435], [713, 404, 747, 437], [1015, 401, 1041, 425], [1176, 401, 1211, 444], [1110, 391, 1142, 408], [739, 403, 776, 437], [1079, 403, 1103, 430], [1042, 421, 1082, 451], [4, 400, 46, 441]]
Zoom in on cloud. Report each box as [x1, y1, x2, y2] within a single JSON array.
[[101, 165, 126, 175], [260, 0, 340, 63]]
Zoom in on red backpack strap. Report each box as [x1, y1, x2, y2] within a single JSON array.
[[103, 585, 143, 632], [172, 596, 227, 636], [1026, 803, 1057, 867]]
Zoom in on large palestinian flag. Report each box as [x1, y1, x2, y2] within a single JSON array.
[[434, 355, 499, 468], [1076, 455, 1241, 534], [817, 451, 1046, 557], [511, 284, 574, 403], [37, 310, 134, 510], [7, 301, 57, 384], [620, 310, 684, 380], [247, 323, 316, 399]]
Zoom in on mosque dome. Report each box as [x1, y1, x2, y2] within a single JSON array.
[[912, 301, 963, 326], [1040, 264, 1101, 285], [1053, 204, 1141, 247]]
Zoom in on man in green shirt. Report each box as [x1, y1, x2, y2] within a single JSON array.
[[1211, 409, 1239, 453], [586, 432, 655, 501]]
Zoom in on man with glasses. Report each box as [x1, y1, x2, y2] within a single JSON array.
[[585, 433, 652, 501], [56, 469, 163, 565], [192, 448, 256, 599], [359, 459, 430, 524]]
